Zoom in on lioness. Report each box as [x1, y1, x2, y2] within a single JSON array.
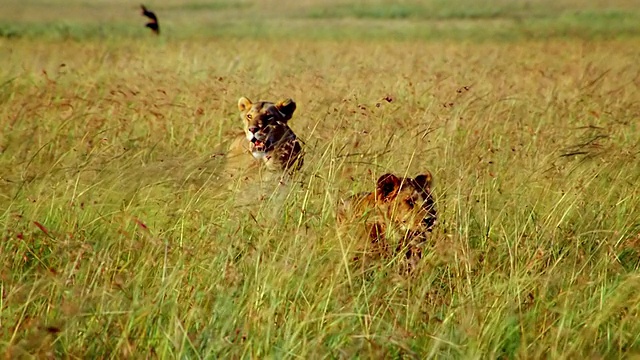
[[223, 97, 304, 180], [337, 172, 437, 268]]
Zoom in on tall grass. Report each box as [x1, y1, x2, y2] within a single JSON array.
[[1, 10, 640, 359]]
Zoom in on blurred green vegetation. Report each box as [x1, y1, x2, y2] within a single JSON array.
[[1, 0, 639, 41]]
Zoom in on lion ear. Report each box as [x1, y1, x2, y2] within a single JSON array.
[[238, 97, 253, 112], [413, 172, 433, 192], [275, 98, 296, 121], [376, 173, 400, 201]]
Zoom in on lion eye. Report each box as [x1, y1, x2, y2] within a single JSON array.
[[246, 114, 253, 120], [405, 198, 415, 208]]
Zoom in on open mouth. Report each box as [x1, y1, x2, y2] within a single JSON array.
[[252, 139, 266, 152]]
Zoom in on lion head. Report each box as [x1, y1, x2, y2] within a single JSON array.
[[237, 97, 297, 161], [372, 172, 437, 237]]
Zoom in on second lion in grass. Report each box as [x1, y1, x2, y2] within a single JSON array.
[[337, 172, 437, 270]]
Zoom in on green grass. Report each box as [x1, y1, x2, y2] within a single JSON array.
[[1, 1, 640, 358], [306, 1, 533, 20], [2, 0, 640, 41], [159, 1, 250, 11]]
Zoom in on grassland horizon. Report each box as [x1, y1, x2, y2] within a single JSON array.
[[1, 0, 640, 358], [2, 0, 640, 41]]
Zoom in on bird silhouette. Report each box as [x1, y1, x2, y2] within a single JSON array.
[[141, 5, 160, 35]]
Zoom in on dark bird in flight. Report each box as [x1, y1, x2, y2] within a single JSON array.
[[141, 4, 160, 35]]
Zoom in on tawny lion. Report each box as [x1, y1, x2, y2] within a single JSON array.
[[223, 97, 304, 180], [337, 172, 437, 268]]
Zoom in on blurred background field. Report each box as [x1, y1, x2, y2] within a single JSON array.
[[1, 0, 640, 358], [1, 0, 640, 40]]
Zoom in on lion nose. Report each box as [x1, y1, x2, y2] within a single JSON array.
[[248, 126, 259, 134], [422, 217, 435, 231]]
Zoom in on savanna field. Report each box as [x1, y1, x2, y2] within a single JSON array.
[[1, 0, 640, 358]]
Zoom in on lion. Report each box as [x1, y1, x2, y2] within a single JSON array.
[[223, 97, 304, 181], [337, 172, 437, 270]]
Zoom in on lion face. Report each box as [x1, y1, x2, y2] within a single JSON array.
[[372, 173, 436, 236], [237, 97, 297, 160], [337, 172, 437, 270]]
